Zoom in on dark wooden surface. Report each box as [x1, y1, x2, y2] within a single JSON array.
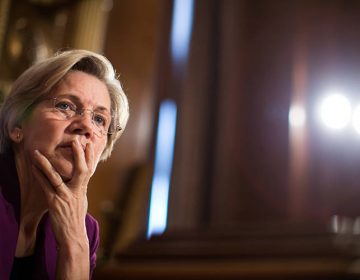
[[94, 225, 360, 280]]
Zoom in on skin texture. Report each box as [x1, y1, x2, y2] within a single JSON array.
[[20, 71, 110, 180], [10, 71, 110, 279]]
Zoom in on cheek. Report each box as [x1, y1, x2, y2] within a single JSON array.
[[23, 130, 49, 151], [93, 139, 107, 160], [90, 143, 107, 175], [24, 127, 61, 150], [23, 118, 63, 143]]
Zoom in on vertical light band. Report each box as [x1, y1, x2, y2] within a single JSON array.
[[170, 0, 194, 64], [147, 0, 194, 238], [147, 100, 177, 238]]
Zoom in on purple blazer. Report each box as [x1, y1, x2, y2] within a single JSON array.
[[0, 152, 99, 279]]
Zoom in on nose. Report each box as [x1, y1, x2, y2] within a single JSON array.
[[69, 111, 95, 138]]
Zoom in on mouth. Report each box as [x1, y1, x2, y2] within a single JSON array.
[[58, 145, 74, 157], [58, 142, 86, 152]]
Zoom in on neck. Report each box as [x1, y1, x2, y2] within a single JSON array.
[[13, 149, 48, 256], [14, 149, 48, 218]]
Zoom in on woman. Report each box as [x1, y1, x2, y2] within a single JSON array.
[[0, 49, 129, 279]]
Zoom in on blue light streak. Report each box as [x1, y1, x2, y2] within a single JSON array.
[[147, 100, 177, 238], [147, 0, 194, 239], [170, 0, 194, 64]]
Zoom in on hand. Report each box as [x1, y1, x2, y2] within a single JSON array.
[[32, 138, 94, 279]]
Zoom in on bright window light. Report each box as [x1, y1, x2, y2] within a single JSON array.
[[352, 105, 360, 135], [289, 105, 306, 127], [319, 94, 351, 130], [147, 100, 177, 238]]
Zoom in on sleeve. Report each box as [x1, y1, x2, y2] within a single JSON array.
[[85, 214, 100, 279]]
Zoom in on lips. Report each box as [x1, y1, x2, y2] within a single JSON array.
[[58, 145, 74, 157], [58, 141, 86, 151]]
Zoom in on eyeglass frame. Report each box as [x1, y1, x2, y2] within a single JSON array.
[[43, 97, 122, 137]]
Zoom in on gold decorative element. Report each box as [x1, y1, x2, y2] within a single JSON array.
[[0, 0, 11, 62], [0, 0, 111, 99], [71, 0, 112, 52]]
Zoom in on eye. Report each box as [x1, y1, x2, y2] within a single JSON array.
[[93, 113, 107, 127], [55, 100, 75, 111]]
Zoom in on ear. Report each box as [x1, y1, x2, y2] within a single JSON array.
[[9, 126, 23, 143]]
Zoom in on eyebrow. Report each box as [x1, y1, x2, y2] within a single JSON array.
[[56, 94, 111, 114]]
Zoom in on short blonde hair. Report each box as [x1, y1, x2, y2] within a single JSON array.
[[0, 49, 129, 160]]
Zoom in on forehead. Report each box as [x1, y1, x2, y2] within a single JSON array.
[[53, 71, 111, 111]]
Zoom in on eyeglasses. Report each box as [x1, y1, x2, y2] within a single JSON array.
[[46, 97, 121, 137]]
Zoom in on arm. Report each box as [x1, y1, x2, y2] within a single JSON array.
[[32, 139, 95, 279], [56, 239, 90, 280]]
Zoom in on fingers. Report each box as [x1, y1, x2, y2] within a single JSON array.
[[32, 139, 94, 195], [33, 150, 66, 194], [71, 138, 93, 188], [72, 139, 87, 170], [31, 164, 55, 200], [85, 142, 95, 173]]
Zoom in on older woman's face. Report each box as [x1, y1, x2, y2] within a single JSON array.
[[19, 71, 110, 180]]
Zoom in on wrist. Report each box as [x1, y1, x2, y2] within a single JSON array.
[[57, 238, 90, 258], [56, 239, 90, 280]]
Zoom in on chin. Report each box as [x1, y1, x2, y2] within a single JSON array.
[[52, 159, 74, 182]]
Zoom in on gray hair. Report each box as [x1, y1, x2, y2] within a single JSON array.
[[0, 49, 129, 160]]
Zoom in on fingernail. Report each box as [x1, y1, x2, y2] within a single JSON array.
[[34, 149, 40, 156]]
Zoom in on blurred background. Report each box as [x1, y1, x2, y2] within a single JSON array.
[[3, 0, 360, 279]]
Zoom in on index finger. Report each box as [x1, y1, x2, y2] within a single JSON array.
[[69, 138, 93, 186]]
